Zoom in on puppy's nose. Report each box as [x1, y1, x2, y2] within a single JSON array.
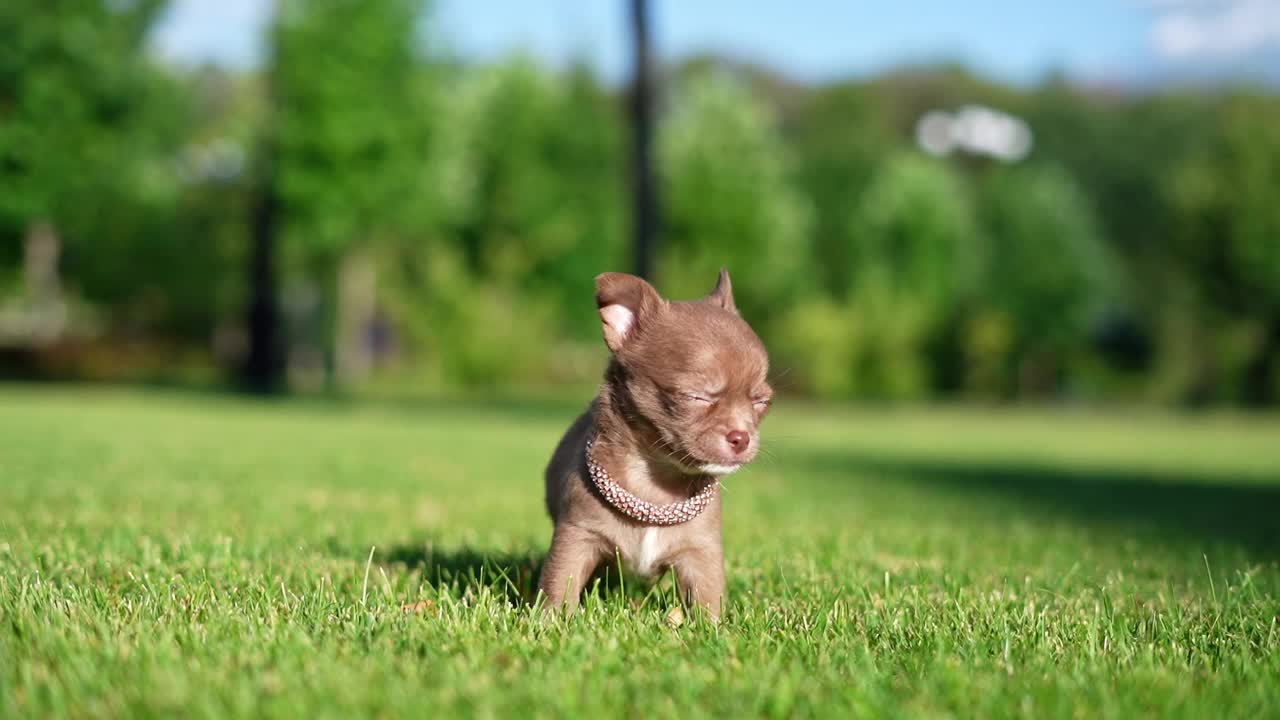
[[725, 430, 750, 454]]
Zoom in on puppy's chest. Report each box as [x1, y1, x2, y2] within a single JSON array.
[[587, 455, 718, 579], [619, 527, 669, 579]]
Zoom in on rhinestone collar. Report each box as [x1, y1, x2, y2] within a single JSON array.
[[584, 435, 718, 525]]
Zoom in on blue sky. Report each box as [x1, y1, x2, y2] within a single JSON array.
[[151, 0, 1280, 87]]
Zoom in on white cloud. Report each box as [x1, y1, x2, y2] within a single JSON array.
[[1149, 0, 1280, 59]]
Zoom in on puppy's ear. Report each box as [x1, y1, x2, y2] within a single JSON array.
[[595, 272, 663, 352], [706, 268, 736, 313]]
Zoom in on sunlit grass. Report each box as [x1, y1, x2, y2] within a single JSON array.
[[2, 385, 1278, 717]]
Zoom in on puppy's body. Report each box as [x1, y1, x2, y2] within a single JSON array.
[[541, 403, 726, 608], [539, 271, 771, 618]]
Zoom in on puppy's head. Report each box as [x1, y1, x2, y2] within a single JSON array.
[[596, 269, 772, 476]]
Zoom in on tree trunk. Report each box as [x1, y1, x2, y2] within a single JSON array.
[[629, 0, 659, 280], [22, 220, 67, 345], [243, 145, 285, 394], [1243, 315, 1280, 408], [1016, 348, 1059, 400], [334, 246, 377, 389]]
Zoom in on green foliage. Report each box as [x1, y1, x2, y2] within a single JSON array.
[[0, 0, 169, 229], [793, 83, 893, 298], [3, 389, 1280, 716], [445, 60, 624, 336], [272, 0, 428, 262], [972, 165, 1111, 396], [53, 70, 236, 341], [539, 66, 627, 328], [1025, 85, 1205, 264], [381, 245, 558, 389], [5, 0, 1280, 406], [1170, 93, 1280, 314], [979, 167, 1110, 341], [851, 153, 977, 309], [774, 291, 933, 400], [659, 70, 810, 321], [1162, 92, 1280, 404], [774, 154, 974, 400], [1020, 89, 1219, 402], [0, 0, 209, 344], [772, 298, 858, 397]]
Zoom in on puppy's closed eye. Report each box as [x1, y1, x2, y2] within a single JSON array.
[[751, 389, 773, 413]]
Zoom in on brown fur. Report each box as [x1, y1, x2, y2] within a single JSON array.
[[539, 269, 772, 618]]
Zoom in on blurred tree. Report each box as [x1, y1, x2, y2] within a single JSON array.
[[865, 65, 1024, 140], [659, 69, 810, 323], [847, 153, 977, 399], [976, 164, 1112, 398], [851, 154, 977, 312], [375, 58, 624, 389], [269, 0, 429, 388], [793, 83, 892, 298], [1025, 84, 1213, 392], [1026, 83, 1205, 264], [1169, 92, 1280, 406], [449, 60, 559, 281], [2, 7, 1274, 410], [542, 65, 627, 329], [0, 0, 171, 344], [448, 60, 624, 333]]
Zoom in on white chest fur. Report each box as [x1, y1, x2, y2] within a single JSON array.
[[630, 527, 664, 578]]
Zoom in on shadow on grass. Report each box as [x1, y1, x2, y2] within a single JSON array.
[[363, 543, 639, 608], [793, 449, 1280, 556], [376, 544, 545, 606]]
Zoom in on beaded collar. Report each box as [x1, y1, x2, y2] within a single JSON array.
[[584, 435, 718, 525]]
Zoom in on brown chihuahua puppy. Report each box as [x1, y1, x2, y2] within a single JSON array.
[[539, 269, 772, 618]]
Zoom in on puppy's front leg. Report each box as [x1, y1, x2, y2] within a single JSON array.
[[673, 548, 725, 620], [538, 525, 603, 613]]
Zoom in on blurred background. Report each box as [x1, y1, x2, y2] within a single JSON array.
[[3, 0, 1279, 407]]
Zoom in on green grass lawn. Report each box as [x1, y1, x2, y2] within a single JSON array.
[[2, 385, 1279, 718]]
